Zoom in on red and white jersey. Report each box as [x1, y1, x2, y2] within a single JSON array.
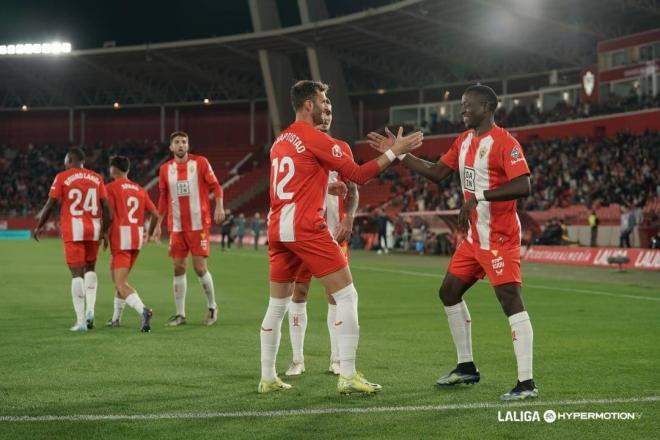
[[441, 125, 530, 250], [268, 120, 380, 243], [324, 140, 353, 238], [107, 177, 156, 251], [48, 168, 107, 242], [158, 154, 222, 232]]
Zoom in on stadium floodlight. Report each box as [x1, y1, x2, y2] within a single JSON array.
[[203, 98, 211, 105], [113, 102, 120, 109], [21, 105, 28, 112], [0, 41, 72, 56]]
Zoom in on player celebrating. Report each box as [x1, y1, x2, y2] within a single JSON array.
[[105, 156, 159, 332], [33, 147, 111, 332], [367, 85, 536, 401], [258, 80, 423, 394], [285, 105, 359, 377], [154, 131, 225, 327]]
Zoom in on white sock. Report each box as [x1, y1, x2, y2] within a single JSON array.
[[173, 275, 187, 317], [288, 301, 307, 363], [444, 301, 473, 364], [71, 277, 86, 325], [332, 284, 360, 378], [84, 271, 97, 317], [260, 296, 291, 381], [112, 296, 126, 322], [509, 311, 534, 382], [198, 271, 217, 309], [327, 304, 339, 363], [125, 292, 145, 315]]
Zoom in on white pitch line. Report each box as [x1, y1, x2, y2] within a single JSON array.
[[1, 396, 658, 422], [351, 265, 660, 302], [231, 254, 660, 302]]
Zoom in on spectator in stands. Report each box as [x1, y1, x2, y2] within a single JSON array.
[[535, 218, 562, 245], [235, 213, 246, 248], [619, 205, 636, 248], [375, 208, 390, 254], [251, 213, 263, 251], [588, 209, 599, 247], [220, 209, 234, 251]]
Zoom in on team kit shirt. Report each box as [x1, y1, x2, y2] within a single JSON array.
[[441, 125, 530, 251], [106, 178, 156, 251], [158, 154, 223, 232], [49, 167, 107, 242], [268, 120, 380, 244]]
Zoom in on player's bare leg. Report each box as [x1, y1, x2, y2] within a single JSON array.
[[494, 283, 537, 401], [192, 256, 218, 325], [318, 267, 381, 394], [259, 282, 293, 393], [285, 282, 308, 376], [68, 266, 87, 332], [436, 273, 480, 385], [83, 262, 97, 329], [107, 271, 124, 327], [113, 267, 153, 332], [168, 257, 188, 326]]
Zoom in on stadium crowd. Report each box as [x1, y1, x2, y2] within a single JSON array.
[[0, 140, 167, 217], [423, 92, 660, 135]]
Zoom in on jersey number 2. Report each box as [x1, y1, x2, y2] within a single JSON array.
[[127, 196, 139, 224], [69, 188, 98, 216], [272, 157, 295, 200]]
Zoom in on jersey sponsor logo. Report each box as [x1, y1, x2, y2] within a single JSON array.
[[332, 144, 343, 158], [510, 146, 525, 165], [464, 167, 476, 192], [176, 181, 190, 196]]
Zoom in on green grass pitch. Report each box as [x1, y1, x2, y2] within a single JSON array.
[[0, 239, 658, 439]]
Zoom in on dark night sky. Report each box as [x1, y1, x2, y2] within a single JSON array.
[[0, 0, 392, 49]]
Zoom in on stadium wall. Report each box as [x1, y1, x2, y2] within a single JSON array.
[[0, 104, 270, 148], [522, 246, 660, 271]]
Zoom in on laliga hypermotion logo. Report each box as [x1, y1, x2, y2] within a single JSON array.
[[583, 71, 595, 96]]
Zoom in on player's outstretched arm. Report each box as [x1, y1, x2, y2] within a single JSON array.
[[33, 197, 57, 241], [367, 128, 453, 184], [338, 128, 423, 185]]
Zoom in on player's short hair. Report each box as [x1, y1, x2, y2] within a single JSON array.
[[67, 147, 85, 163], [109, 155, 130, 173], [290, 80, 329, 111], [464, 84, 499, 112], [170, 131, 189, 142]]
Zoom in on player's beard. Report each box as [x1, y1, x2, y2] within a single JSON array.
[[311, 105, 324, 126], [174, 149, 187, 159]]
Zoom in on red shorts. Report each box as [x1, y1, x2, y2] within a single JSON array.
[[294, 241, 350, 284], [270, 236, 348, 283], [448, 239, 522, 287], [63, 241, 99, 267], [168, 230, 210, 258], [111, 250, 140, 270]]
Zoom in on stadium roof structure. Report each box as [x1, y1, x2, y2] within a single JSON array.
[[1, 0, 658, 110]]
